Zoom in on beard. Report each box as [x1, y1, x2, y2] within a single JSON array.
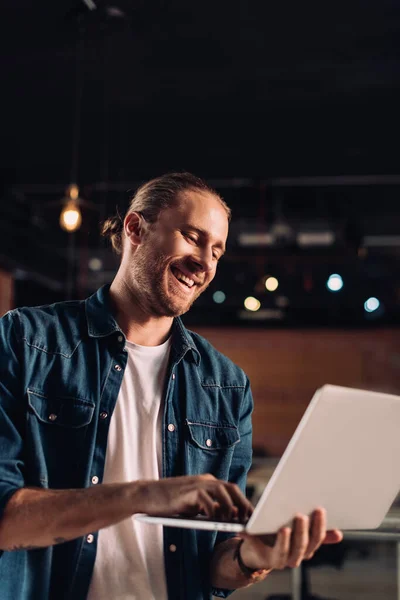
[[130, 247, 207, 318]]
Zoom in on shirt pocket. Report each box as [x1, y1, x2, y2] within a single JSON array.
[[27, 389, 95, 428], [185, 420, 240, 479], [26, 389, 95, 488]]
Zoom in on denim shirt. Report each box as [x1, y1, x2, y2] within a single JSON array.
[[0, 285, 253, 600]]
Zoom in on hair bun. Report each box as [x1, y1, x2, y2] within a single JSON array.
[[101, 215, 123, 254]]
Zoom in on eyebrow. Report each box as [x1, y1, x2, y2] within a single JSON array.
[[185, 225, 226, 254]]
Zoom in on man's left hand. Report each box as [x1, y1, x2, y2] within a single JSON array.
[[240, 508, 343, 571]]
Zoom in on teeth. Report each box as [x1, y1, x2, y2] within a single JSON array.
[[173, 268, 194, 288]]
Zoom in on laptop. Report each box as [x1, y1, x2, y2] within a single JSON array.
[[135, 385, 400, 534]]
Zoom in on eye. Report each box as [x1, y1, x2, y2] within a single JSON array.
[[183, 232, 198, 244]]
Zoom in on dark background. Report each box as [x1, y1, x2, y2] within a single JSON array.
[[1, 0, 399, 326]]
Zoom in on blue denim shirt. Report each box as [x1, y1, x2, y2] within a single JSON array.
[[0, 285, 253, 600]]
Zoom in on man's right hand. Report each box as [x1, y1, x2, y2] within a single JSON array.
[[134, 474, 253, 523], [0, 474, 253, 551]]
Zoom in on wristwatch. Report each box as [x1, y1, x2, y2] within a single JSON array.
[[234, 539, 271, 583]]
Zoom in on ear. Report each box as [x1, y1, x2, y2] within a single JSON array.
[[124, 212, 146, 247]]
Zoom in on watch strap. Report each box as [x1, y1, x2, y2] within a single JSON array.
[[233, 539, 271, 582]]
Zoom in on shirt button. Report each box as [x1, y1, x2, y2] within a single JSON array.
[[117, 335, 124, 343], [48, 414, 57, 422], [114, 364, 122, 371], [206, 439, 213, 447], [167, 423, 175, 432], [169, 544, 177, 553], [99, 411, 108, 420], [86, 534, 94, 544], [91, 476, 99, 485], [171, 373, 175, 380]]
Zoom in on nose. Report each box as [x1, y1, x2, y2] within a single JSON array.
[[191, 246, 215, 273]]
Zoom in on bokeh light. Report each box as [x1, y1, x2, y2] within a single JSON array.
[[265, 276, 279, 292], [244, 296, 261, 311], [326, 273, 343, 292], [213, 291, 226, 304], [364, 297, 380, 313]]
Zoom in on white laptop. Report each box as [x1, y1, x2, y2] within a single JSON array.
[[135, 385, 400, 535]]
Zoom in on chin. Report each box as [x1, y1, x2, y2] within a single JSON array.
[[165, 301, 192, 318], [165, 294, 197, 317], [150, 294, 191, 318], [161, 283, 199, 316]]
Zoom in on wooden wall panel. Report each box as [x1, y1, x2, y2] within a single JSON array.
[[0, 270, 13, 317], [192, 327, 400, 456]]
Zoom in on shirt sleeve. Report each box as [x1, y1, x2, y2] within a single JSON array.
[[211, 374, 254, 598], [0, 310, 25, 521]]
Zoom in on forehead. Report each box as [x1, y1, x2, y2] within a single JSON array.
[[161, 190, 229, 241]]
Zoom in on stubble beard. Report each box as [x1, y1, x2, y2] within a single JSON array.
[[131, 249, 206, 318]]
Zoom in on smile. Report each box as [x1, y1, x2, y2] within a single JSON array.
[[171, 267, 195, 289]]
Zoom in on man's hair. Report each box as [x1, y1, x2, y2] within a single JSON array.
[[101, 172, 231, 255]]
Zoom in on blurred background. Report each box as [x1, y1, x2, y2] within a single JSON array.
[[1, 1, 400, 598]]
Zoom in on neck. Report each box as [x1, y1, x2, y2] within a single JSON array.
[[109, 276, 173, 346]]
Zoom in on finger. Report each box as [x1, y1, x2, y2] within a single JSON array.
[[224, 482, 254, 521], [198, 473, 216, 482], [181, 487, 218, 518], [206, 482, 237, 520], [271, 527, 291, 569], [323, 529, 343, 544], [304, 508, 326, 559], [212, 482, 252, 522], [287, 515, 309, 568], [194, 488, 219, 518]]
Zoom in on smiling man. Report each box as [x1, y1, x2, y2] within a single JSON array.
[[111, 179, 228, 328], [0, 173, 341, 600]]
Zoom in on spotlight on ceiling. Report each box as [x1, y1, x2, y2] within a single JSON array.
[[326, 273, 343, 292]]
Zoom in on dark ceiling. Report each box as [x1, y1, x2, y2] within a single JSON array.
[[2, 0, 400, 181], [1, 1, 399, 325]]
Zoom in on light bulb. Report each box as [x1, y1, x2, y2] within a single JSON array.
[[60, 200, 82, 232]]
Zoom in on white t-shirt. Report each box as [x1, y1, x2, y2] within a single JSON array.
[[87, 336, 172, 600]]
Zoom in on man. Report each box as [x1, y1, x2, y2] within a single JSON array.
[[0, 173, 342, 599]]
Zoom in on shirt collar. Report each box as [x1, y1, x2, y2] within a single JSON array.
[[85, 284, 121, 338], [171, 316, 201, 366], [85, 284, 200, 365]]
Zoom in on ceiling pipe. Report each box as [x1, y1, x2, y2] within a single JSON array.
[[14, 174, 400, 195]]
